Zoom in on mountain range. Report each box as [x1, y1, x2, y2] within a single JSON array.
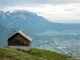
[[0, 10, 80, 58]]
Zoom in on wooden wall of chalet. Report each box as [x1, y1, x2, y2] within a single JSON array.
[[8, 33, 29, 46]]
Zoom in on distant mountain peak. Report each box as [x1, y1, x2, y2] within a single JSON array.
[[5, 11, 10, 15], [0, 11, 6, 19], [13, 10, 37, 17], [0, 11, 4, 14]]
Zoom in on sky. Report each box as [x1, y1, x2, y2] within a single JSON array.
[[0, 0, 80, 23]]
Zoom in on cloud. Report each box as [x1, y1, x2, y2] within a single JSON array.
[[2, 3, 80, 22], [0, 0, 47, 6], [0, 0, 80, 7], [0, 0, 80, 22], [0, 0, 49, 10], [48, 0, 80, 4]]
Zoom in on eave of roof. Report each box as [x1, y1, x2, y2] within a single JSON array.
[[18, 30, 32, 41], [7, 30, 33, 42]]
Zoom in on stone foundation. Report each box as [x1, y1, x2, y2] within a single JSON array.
[[8, 46, 30, 51]]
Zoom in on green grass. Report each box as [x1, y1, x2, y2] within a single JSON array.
[[28, 48, 72, 60], [0, 47, 79, 60], [0, 48, 39, 60]]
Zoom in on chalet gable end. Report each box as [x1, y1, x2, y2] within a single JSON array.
[[7, 30, 33, 51]]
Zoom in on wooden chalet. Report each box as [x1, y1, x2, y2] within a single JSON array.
[[7, 30, 32, 51]]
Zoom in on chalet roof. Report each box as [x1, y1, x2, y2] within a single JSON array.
[[8, 30, 32, 42]]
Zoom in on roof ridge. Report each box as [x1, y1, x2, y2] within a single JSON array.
[[7, 30, 33, 42]]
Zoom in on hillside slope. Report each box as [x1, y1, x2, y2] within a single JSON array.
[[0, 47, 76, 60]]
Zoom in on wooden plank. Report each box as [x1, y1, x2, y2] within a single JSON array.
[[8, 33, 30, 46]]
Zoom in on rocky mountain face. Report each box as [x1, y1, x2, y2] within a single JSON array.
[[0, 10, 80, 57], [0, 10, 55, 33]]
